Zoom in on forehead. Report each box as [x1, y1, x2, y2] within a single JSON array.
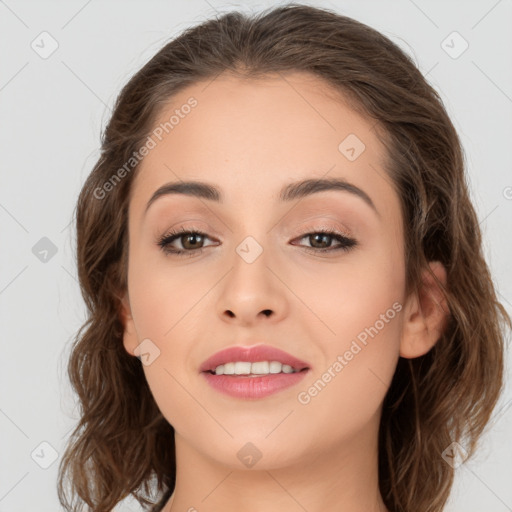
[[130, 71, 397, 221]]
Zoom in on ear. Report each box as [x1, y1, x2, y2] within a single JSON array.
[[400, 261, 450, 358], [119, 293, 139, 357]]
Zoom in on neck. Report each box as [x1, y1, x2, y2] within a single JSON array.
[[164, 412, 389, 512]]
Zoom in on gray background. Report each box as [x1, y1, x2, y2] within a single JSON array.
[[0, 0, 511, 511]]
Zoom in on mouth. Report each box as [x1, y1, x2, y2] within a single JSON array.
[[199, 344, 311, 399], [203, 361, 309, 376]]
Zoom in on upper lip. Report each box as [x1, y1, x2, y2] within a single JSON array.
[[200, 344, 311, 373]]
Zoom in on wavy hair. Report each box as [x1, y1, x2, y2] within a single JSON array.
[[57, 4, 511, 511]]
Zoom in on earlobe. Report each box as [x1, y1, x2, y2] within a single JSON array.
[[120, 294, 139, 357], [400, 261, 450, 359]]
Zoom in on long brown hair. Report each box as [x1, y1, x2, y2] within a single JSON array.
[[57, 4, 511, 511]]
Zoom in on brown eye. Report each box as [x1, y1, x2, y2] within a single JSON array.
[[308, 233, 333, 249], [294, 229, 357, 253], [157, 228, 216, 256], [180, 232, 205, 250]]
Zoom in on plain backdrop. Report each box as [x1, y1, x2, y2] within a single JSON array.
[[0, 0, 511, 511]]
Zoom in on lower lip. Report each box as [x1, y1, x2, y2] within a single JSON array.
[[201, 370, 309, 399]]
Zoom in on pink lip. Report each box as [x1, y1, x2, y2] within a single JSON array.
[[199, 344, 310, 373], [201, 371, 309, 399], [199, 344, 311, 400]]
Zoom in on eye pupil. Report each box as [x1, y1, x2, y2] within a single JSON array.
[[310, 233, 331, 249], [183, 233, 203, 249]]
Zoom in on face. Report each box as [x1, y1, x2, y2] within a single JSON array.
[[121, 71, 407, 470]]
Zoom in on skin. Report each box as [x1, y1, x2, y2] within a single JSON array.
[[120, 71, 449, 512]]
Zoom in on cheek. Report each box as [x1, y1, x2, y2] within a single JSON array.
[[127, 245, 213, 339], [126, 250, 219, 425], [296, 334, 400, 446], [288, 236, 405, 345], [292, 241, 405, 430]]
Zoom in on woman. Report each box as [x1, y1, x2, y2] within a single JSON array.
[[57, 4, 510, 511]]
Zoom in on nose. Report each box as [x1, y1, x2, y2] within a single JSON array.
[[216, 245, 289, 326]]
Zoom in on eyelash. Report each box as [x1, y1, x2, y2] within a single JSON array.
[[156, 226, 358, 258]]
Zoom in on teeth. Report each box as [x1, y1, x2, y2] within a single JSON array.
[[234, 362, 251, 374], [251, 361, 269, 374], [282, 364, 294, 373], [269, 361, 282, 373], [213, 361, 301, 376]]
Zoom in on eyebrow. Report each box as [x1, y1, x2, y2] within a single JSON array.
[[144, 177, 379, 216]]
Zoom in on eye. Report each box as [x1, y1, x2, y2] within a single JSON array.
[[293, 229, 357, 254], [157, 227, 217, 257], [156, 227, 358, 257]]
